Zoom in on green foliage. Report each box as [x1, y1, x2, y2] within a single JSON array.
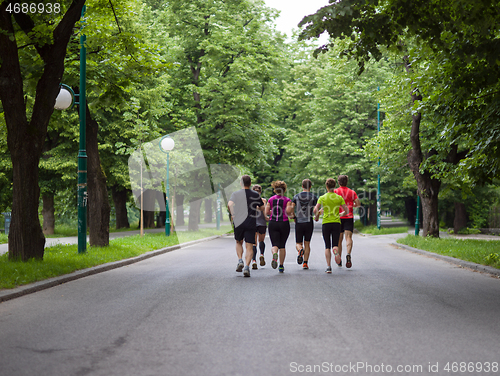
[[398, 235, 500, 269], [299, 0, 500, 182], [456, 228, 481, 235], [357, 224, 409, 235], [158, 0, 285, 167]]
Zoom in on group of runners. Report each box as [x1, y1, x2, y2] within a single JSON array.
[[227, 174, 360, 277]]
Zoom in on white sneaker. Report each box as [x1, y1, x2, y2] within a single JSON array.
[[236, 259, 244, 272], [243, 266, 251, 277]]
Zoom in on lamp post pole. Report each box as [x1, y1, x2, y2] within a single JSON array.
[[376, 87, 381, 230], [77, 5, 87, 253], [216, 183, 221, 230], [160, 135, 175, 236], [165, 151, 171, 236]]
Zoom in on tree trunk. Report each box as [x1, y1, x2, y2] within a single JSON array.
[[454, 202, 467, 234], [111, 186, 130, 229], [42, 194, 55, 235], [142, 189, 156, 228], [0, 0, 85, 260], [176, 194, 185, 226], [368, 202, 377, 226], [188, 199, 203, 231], [405, 197, 417, 227], [86, 105, 110, 247], [404, 57, 441, 237], [204, 198, 212, 223], [8, 151, 46, 260]]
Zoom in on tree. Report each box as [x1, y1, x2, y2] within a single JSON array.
[[157, 0, 284, 230], [0, 0, 86, 260], [298, 0, 500, 236]]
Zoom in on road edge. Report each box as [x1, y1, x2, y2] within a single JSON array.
[[392, 242, 500, 278], [0, 235, 222, 303]]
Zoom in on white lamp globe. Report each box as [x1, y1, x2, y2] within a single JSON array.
[[54, 87, 73, 110], [160, 136, 175, 152]]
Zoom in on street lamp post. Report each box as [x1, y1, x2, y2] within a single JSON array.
[[159, 135, 175, 236], [376, 86, 381, 231], [77, 5, 87, 253], [54, 5, 87, 253], [216, 183, 221, 230]]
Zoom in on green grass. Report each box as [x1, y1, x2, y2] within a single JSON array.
[[357, 224, 409, 235], [398, 235, 500, 269], [0, 225, 232, 289], [0, 233, 7, 244]]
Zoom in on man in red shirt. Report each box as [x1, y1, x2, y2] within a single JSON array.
[[334, 175, 360, 268]]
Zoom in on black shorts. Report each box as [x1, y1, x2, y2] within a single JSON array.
[[256, 225, 267, 235], [268, 221, 290, 249], [295, 221, 314, 243], [234, 225, 256, 244], [322, 222, 341, 249], [340, 218, 354, 233]]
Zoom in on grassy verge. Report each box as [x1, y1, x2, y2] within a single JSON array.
[[356, 224, 409, 235], [0, 233, 7, 244], [397, 235, 500, 269], [0, 226, 232, 289]]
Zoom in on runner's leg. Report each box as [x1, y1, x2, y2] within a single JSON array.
[[304, 241, 311, 262], [345, 230, 353, 254], [236, 240, 244, 260], [338, 232, 344, 258], [245, 241, 253, 267]]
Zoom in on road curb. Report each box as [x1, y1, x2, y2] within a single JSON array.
[[0, 235, 222, 303], [392, 242, 500, 278]]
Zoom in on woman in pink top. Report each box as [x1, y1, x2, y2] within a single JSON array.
[[265, 181, 294, 273]]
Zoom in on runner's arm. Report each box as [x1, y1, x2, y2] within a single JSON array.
[[353, 198, 360, 207], [265, 201, 271, 217], [313, 203, 321, 221], [286, 201, 294, 216], [228, 201, 235, 224], [339, 204, 348, 218]]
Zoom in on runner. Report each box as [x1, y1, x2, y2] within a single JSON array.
[[291, 179, 318, 270], [314, 178, 349, 273], [252, 184, 268, 269], [265, 181, 294, 273], [335, 175, 360, 268], [228, 175, 264, 277]]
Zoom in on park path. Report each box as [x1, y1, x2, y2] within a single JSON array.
[[0, 229, 499, 376]]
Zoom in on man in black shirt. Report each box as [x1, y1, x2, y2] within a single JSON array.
[[291, 179, 318, 269], [228, 175, 264, 277]]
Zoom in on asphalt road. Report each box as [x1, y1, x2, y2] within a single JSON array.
[[0, 231, 499, 376]]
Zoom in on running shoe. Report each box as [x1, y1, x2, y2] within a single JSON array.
[[334, 252, 341, 266], [236, 259, 244, 272], [278, 265, 284, 273], [346, 254, 352, 268], [259, 254, 266, 267], [271, 252, 278, 269], [252, 260, 258, 270], [297, 248, 304, 264], [303, 261, 309, 270], [243, 266, 251, 277], [325, 266, 332, 273]]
